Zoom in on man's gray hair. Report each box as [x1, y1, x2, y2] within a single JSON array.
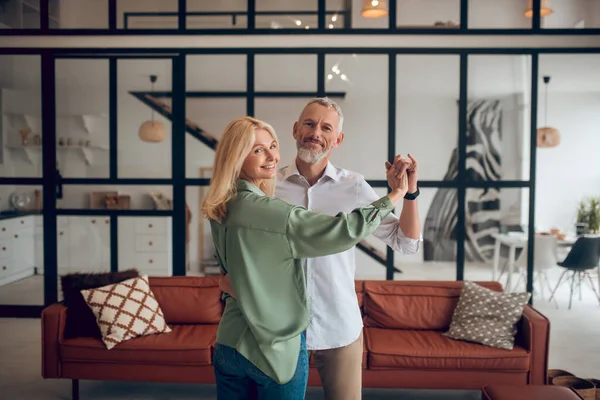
[[303, 97, 344, 133]]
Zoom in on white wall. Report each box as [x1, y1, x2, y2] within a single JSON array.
[[535, 93, 600, 233]]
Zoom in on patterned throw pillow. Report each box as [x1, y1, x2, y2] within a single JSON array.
[[80, 275, 171, 349], [443, 281, 531, 350]]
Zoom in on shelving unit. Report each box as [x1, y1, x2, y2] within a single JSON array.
[[5, 144, 109, 165]]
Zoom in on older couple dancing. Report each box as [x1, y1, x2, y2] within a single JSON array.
[[201, 98, 421, 400]]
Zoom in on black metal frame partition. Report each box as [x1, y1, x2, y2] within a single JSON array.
[[1, 0, 599, 35], [0, 46, 598, 318]]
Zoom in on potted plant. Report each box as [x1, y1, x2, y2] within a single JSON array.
[[576, 197, 600, 235]]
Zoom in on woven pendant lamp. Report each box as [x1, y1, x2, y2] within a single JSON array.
[[138, 75, 166, 143], [361, 0, 388, 18], [537, 76, 560, 148]]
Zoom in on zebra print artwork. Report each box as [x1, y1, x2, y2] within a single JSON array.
[[423, 99, 503, 262]]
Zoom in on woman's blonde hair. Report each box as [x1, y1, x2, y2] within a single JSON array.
[[201, 116, 278, 222]]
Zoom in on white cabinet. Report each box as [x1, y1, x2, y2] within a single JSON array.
[[56, 216, 110, 274], [0, 215, 37, 287], [118, 217, 172, 276]]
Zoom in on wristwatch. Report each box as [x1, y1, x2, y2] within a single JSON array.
[[404, 188, 420, 200]]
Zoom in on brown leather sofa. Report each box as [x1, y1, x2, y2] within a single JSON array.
[[42, 277, 550, 399]]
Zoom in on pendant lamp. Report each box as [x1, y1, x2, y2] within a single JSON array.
[[361, 0, 388, 18], [138, 75, 166, 143], [537, 76, 560, 148]]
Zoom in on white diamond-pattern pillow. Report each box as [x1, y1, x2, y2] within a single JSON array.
[[81, 275, 171, 349], [443, 281, 531, 350]]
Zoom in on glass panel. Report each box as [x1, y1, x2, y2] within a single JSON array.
[[396, 0, 460, 29], [326, 0, 348, 29], [1, 55, 42, 177], [467, 55, 532, 182], [0, 0, 41, 29], [541, 0, 600, 29], [396, 55, 460, 181], [0, 185, 44, 305], [256, 0, 318, 30], [468, 0, 532, 29], [118, 216, 172, 276], [186, 55, 246, 92], [55, 59, 109, 178], [255, 55, 317, 92], [118, 0, 178, 30], [537, 54, 600, 236], [187, 0, 247, 29], [325, 54, 387, 180], [53, 0, 109, 29], [417, 187, 458, 279], [57, 185, 173, 210], [118, 59, 172, 179], [185, 98, 246, 178], [355, 187, 458, 281], [186, 185, 214, 275], [463, 187, 529, 287], [57, 215, 110, 275]]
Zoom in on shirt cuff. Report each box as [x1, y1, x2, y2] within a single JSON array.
[[372, 196, 393, 210]]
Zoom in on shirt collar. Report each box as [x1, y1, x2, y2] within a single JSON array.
[[236, 179, 266, 196], [281, 161, 340, 182]]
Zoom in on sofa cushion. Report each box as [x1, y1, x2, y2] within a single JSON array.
[[444, 281, 531, 350], [363, 281, 503, 330], [81, 275, 172, 350], [356, 280, 365, 311], [149, 276, 223, 324], [61, 269, 139, 339], [365, 327, 530, 371], [60, 324, 218, 365]]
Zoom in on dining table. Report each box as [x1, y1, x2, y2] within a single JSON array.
[[490, 232, 577, 292]]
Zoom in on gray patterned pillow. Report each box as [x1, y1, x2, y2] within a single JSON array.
[[443, 281, 531, 350]]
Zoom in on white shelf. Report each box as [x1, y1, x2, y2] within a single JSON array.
[[5, 145, 109, 165]]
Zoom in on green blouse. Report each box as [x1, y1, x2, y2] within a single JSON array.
[[211, 180, 394, 384]]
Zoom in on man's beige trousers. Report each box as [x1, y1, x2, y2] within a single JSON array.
[[311, 331, 363, 400]]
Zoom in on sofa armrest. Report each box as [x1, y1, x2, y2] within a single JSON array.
[[41, 303, 67, 379], [518, 305, 550, 385]]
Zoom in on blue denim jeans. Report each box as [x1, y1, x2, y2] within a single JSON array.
[[213, 334, 308, 400]]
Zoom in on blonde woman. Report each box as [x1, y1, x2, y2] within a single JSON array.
[[201, 116, 410, 400]]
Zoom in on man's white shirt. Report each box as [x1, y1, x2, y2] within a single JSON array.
[[276, 162, 421, 350]]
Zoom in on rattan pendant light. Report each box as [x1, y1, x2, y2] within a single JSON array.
[[537, 76, 560, 148], [361, 0, 388, 18], [138, 75, 166, 143]]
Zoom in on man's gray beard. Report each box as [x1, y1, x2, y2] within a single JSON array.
[[297, 146, 328, 164]]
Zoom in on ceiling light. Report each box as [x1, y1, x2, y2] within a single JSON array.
[[305, 25, 310, 29], [524, 0, 553, 18], [138, 75, 166, 143], [340, 74, 348, 81], [295, 20, 302, 26], [361, 0, 388, 18], [332, 14, 338, 22], [328, 24, 334, 29], [327, 74, 333, 80]]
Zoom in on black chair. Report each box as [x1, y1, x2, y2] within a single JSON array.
[[548, 236, 600, 309]]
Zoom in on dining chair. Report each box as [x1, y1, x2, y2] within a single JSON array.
[[548, 236, 600, 310]]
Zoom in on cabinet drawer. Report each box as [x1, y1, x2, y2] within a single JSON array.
[[135, 217, 169, 235], [135, 235, 168, 253], [133, 252, 169, 274]]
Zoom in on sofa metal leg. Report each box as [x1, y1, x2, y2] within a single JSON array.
[[72, 379, 79, 400]]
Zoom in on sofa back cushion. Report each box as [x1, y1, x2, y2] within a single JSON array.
[[363, 280, 503, 330], [149, 276, 223, 324], [356, 280, 365, 312]]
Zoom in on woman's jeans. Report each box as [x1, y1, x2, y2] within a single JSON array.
[[213, 334, 308, 400]]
